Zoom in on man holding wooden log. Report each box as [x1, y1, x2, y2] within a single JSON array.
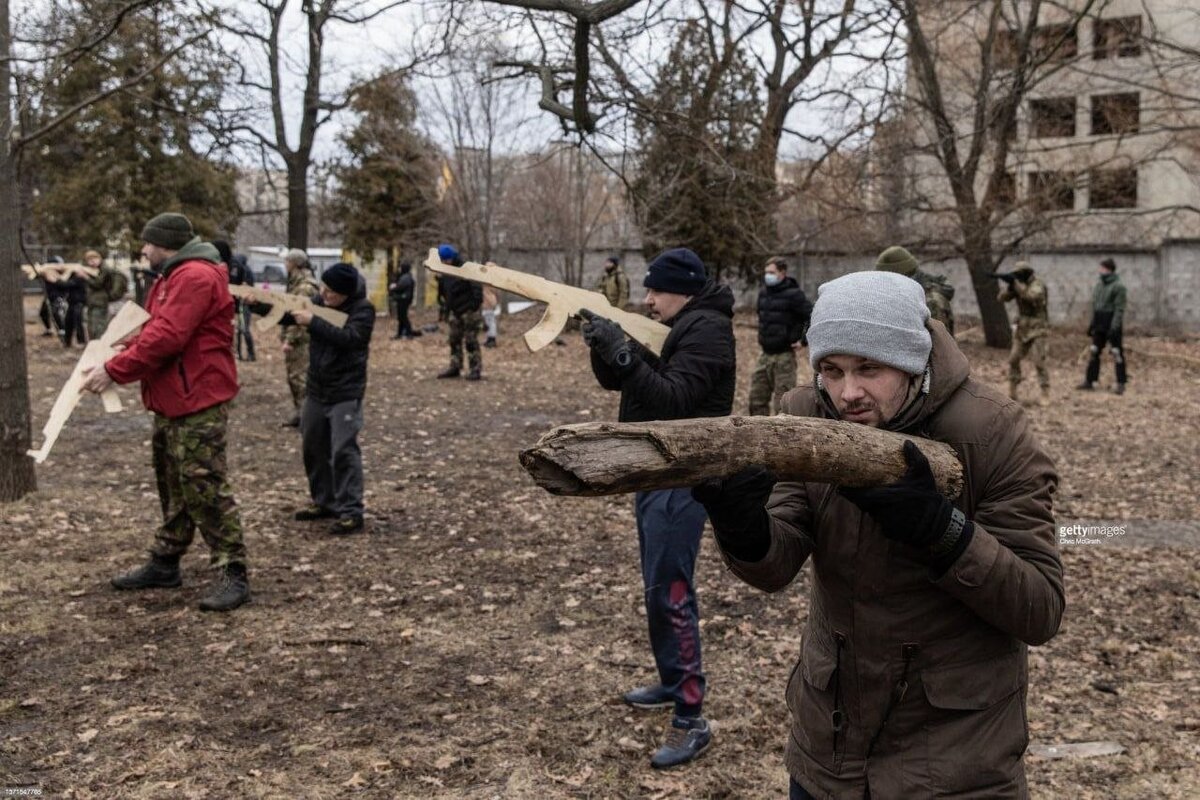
[[581, 247, 736, 769], [692, 271, 1063, 798], [80, 212, 250, 613]]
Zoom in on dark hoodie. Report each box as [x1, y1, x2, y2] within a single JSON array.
[[305, 273, 376, 404], [592, 280, 737, 422], [756, 275, 812, 353]]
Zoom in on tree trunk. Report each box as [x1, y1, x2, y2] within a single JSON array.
[[520, 416, 963, 498], [286, 157, 309, 249], [962, 225, 1012, 348], [0, 0, 39, 501]]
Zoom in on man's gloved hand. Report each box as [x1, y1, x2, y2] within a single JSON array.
[[692, 466, 777, 562], [580, 309, 633, 371], [838, 441, 973, 569]]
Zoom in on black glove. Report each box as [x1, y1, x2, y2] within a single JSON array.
[[839, 441, 972, 569], [692, 467, 777, 562], [580, 309, 634, 371]]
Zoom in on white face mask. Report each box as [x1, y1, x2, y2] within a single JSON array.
[[764, 273, 782, 287]]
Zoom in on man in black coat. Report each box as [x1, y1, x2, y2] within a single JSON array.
[[289, 262, 376, 535], [749, 257, 811, 415], [435, 244, 484, 380], [388, 260, 419, 339], [582, 247, 736, 769]]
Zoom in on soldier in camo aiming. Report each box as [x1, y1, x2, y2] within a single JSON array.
[[997, 262, 1050, 405], [282, 249, 319, 427]]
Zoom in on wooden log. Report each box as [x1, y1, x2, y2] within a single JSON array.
[[519, 416, 963, 498]]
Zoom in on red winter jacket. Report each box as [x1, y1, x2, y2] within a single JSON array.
[[105, 240, 239, 419]]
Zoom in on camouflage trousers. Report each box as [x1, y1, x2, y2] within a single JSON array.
[[285, 342, 309, 411], [1009, 333, 1050, 388], [748, 351, 798, 416], [86, 305, 109, 339], [151, 403, 246, 568], [448, 310, 483, 372]]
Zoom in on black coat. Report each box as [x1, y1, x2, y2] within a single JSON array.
[[592, 280, 737, 422], [390, 272, 415, 304], [63, 273, 89, 305], [439, 268, 482, 315], [756, 276, 811, 353], [305, 276, 376, 405], [227, 255, 254, 287]]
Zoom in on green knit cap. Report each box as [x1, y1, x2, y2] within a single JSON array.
[[140, 213, 195, 250], [875, 245, 919, 277]]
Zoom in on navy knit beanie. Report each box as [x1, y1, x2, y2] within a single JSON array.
[[321, 262, 358, 296], [644, 248, 707, 295]]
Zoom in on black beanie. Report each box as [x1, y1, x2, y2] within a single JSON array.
[[321, 262, 358, 295], [141, 213, 195, 250], [211, 240, 233, 265], [644, 248, 707, 295]]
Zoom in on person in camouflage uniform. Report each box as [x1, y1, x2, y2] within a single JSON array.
[[1078, 257, 1129, 394], [83, 249, 124, 339], [282, 248, 319, 426], [82, 212, 249, 612], [596, 254, 631, 310], [435, 244, 485, 380], [998, 262, 1050, 405], [875, 246, 956, 334]]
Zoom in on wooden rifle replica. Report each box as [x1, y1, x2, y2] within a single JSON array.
[[520, 416, 964, 498], [228, 284, 349, 332], [21, 262, 100, 280], [424, 248, 669, 355], [27, 301, 152, 464]]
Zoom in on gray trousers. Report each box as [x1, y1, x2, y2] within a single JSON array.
[[300, 398, 364, 517]]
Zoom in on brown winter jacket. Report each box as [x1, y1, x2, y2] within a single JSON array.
[[717, 322, 1063, 799]]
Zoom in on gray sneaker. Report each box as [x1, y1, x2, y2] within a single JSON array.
[[622, 684, 674, 710], [650, 715, 711, 769]]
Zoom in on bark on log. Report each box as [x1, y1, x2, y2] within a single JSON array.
[[519, 416, 963, 498]]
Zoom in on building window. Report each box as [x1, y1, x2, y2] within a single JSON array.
[[1090, 169, 1138, 208], [991, 172, 1017, 210], [1091, 93, 1139, 135], [1029, 171, 1075, 211], [1033, 23, 1078, 62], [1094, 16, 1142, 59], [1030, 97, 1077, 138], [994, 29, 1019, 70]]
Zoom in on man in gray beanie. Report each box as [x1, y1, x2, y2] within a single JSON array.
[[693, 270, 1063, 798]]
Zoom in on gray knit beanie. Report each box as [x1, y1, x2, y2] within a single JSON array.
[[807, 271, 932, 375], [140, 213, 195, 250]]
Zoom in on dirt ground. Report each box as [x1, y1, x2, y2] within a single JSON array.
[[1, 301, 1198, 799]]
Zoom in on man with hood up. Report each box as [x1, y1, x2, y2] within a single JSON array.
[[581, 247, 737, 769], [289, 262, 376, 536], [693, 271, 1063, 798], [81, 213, 250, 612]]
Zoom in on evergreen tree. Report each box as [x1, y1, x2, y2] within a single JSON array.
[[23, 1, 238, 249], [630, 21, 771, 284], [330, 71, 440, 262]]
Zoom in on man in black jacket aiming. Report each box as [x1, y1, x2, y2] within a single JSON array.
[[289, 262, 376, 535], [435, 244, 484, 380], [749, 256, 812, 415], [581, 247, 737, 769]]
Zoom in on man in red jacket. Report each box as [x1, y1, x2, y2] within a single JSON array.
[[82, 213, 249, 612]]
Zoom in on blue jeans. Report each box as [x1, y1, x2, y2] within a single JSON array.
[[634, 488, 708, 717]]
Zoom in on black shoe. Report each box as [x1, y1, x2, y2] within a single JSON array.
[[1075, 381, 1094, 391], [198, 563, 250, 612], [484, 338, 497, 348], [437, 367, 461, 379], [295, 504, 337, 521], [282, 415, 300, 428], [465, 368, 482, 381], [329, 515, 364, 535], [623, 684, 674, 710], [1113, 383, 1126, 395], [111, 555, 182, 591], [651, 716, 712, 769]]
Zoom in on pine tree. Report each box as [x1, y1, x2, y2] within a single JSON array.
[[23, 1, 238, 249], [630, 21, 771, 284]]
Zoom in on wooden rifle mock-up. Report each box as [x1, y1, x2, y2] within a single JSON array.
[[228, 284, 349, 332]]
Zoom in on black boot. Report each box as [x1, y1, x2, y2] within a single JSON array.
[[437, 366, 461, 379], [111, 554, 182, 590], [198, 563, 250, 612]]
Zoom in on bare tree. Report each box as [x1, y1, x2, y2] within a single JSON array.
[[209, 0, 421, 249]]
